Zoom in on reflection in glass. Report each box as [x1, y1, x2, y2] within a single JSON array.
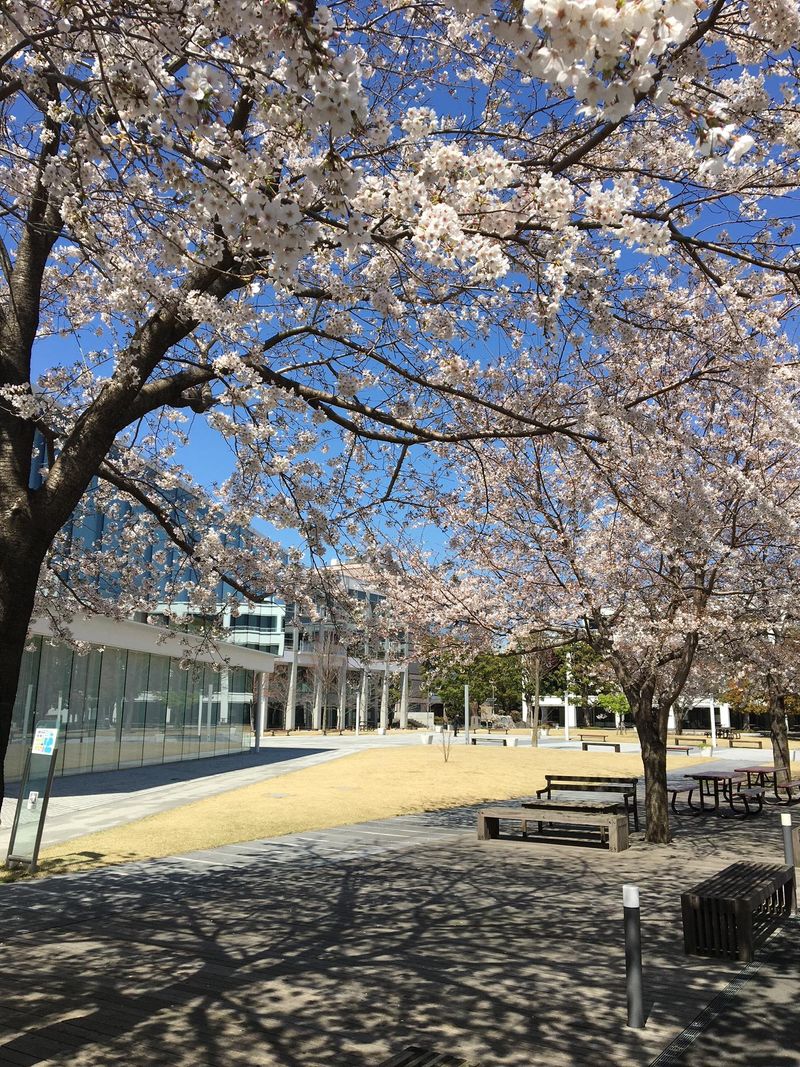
[[4, 636, 254, 784]]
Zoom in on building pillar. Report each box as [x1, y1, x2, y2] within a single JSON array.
[[285, 625, 299, 730], [337, 664, 348, 731], [312, 671, 323, 730], [399, 666, 409, 729], [219, 668, 230, 724], [255, 672, 268, 751], [380, 639, 390, 732], [360, 667, 370, 728]]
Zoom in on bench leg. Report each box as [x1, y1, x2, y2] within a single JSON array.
[[608, 817, 628, 852], [735, 899, 754, 963], [478, 815, 500, 840], [626, 796, 640, 833]]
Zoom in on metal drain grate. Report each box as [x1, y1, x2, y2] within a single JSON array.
[[378, 1046, 479, 1067]]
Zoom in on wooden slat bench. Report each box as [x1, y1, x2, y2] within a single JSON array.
[[681, 861, 796, 962], [669, 781, 696, 811], [577, 732, 607, 741], [725, 738, 764, 749], [536, 774, 639, 832], [478, 805, 629, 851], [774, 777, 800, 803], [581, 741, 621, 752], [667, 745, 696, 755], [470, 736, 507, 747]]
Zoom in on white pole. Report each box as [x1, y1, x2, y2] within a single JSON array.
[[564, 651, 572, 742], [355, 691, 361, 737], [255, 672, 266, 752], [464, 684, 470, 744], [285, 625, 299, 730], [709, 695, 717, 749], [380, 639, 390, 733]]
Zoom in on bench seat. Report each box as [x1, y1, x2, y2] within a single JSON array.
[[681, 861, 795, 962], [536, 774, 639, 832], [669, 781, 696, 811], [470, 736, 507, 746], [478, 806, 629, 851]]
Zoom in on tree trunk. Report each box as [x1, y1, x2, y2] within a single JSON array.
[[526, 655, 541, 748], [631, 696, 672, 844], [0, 550, 44, 822], [768, 692, 791, 783]]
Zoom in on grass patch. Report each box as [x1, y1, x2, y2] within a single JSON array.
[[27, 745, 708, 880]]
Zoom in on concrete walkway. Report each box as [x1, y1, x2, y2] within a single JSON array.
[[0, 785, 797, 1065], [0, 742, 356, 852]]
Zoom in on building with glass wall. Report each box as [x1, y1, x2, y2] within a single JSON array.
[[5, 614, 275, 784]]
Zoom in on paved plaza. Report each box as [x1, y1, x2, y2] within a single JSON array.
[[0, 748, 798, 1066]]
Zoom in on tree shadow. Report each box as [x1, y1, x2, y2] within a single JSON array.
[[0, 801, 793, 1066]]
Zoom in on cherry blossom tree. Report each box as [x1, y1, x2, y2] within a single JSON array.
[[374, 301, 800, 843], [2, 0, 800, 811]]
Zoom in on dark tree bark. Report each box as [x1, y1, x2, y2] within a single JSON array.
[[0, 539, 49, 820], [621, 682, 672, 844], [767, 684, 791, 783], [634, 703, 671, 844]]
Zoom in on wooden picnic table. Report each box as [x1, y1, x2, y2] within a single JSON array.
[[736, 765, 781, 787], [687, 770, 764, 817], [736, 765, 800, 803]]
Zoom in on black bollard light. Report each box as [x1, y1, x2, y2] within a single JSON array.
[[623, 884, 645, 1029]]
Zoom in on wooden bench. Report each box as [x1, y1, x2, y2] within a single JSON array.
[[478, 805, 629, 851], [669, 781, 696, 811], [667, 745, 695, 755], [581, 741, 621, 752], [577, 732, 607, 741], [681, 861, 796, 962], [536, 774, 639, 832], [774, 777, 800, 803], [725, 738, 764, 748], [470, 736, 507, 747]]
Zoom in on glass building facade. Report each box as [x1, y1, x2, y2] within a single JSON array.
[[5, 635, 255, 783]]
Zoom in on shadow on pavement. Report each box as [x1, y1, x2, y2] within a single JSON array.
[[30, 746, 332, 802]]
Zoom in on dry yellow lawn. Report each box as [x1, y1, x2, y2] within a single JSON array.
[[31, 745, 706, 879]]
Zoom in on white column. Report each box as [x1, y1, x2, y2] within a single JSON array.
[[337, 664, 348, 731], [379, 641, 390, 732], [709, 696, 717, 748], [399, 667, 409, 729], [312, 671, 323, 730], [464, 683, 470, 744], [285, 625, 299, 730], [360, 668, 370, 729], [719, 701, 731, 729], [219, 668, 230, 724], [564, 651, 572, 741], [255, 672, 267, 751]]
